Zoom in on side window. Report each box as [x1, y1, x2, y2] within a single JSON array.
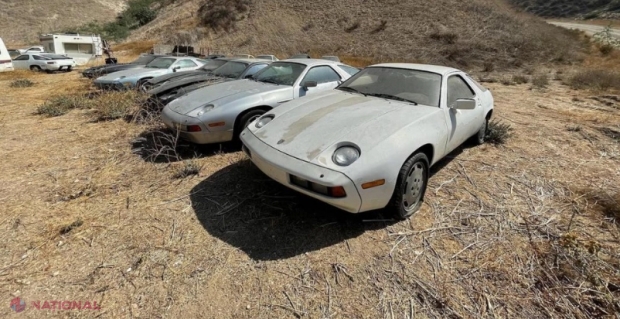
[[244, 64, 267, 77], [175, 60, 198, 68], [33, 55, 46, 60], [14, 55, 29, 61], [447, 75, 475, 108], [302, 66, 341, 84], [466, 74, 488, 92], [338, 64, 360, 76]]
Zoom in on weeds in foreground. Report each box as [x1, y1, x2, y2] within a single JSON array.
[[36, 95, 92, 117], [91, 91, 147, 121], [487, 120, 513, 145], [173, 160, 202, 179], [10, 79, 34, 88]]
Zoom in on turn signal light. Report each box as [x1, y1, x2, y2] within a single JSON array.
[[208, 121, 225, 127], [328, 186, 347, 198], [362, 179, 385, 189]]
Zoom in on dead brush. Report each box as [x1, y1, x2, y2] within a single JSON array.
[[198, 0, 251, 32], [173, 160, 203, 179], [531, 74, 550, 89], [512, 74, 529, 84], [567, 69, 620, 91], [90, 91, 148, 121], [486, 120, 513, 145], [36, 94, 93, 117], [10, 79, 34, 88]]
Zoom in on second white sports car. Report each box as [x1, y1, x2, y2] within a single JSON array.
[[240, 63, 494, 219]]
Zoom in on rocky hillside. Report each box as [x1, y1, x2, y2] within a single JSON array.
[[509, 0, 620, 19], [0, 0, 127, 44], [129, 0, 586, 69]]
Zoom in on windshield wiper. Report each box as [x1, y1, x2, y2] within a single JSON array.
[[366, 93, 418, 105], [259, 78, 279, 85], [338, 86, 366, 96]]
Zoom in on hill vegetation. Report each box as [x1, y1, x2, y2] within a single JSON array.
[[128, 0, 588, 70], [0, 0, 128, 44]]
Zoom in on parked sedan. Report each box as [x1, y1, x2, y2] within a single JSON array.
[[141, 58, 233, 93], [256, 55, 279, 61], [12, 53, 76, 72], [240, 63, 494, 219], [82, 54, 168, 78], [94, 57, 205, 90], [161, 59, 359, 144], [147, 59, 271, 106]]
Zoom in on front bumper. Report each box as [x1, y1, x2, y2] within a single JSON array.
[[160, 106, 233, 144], [240, 129, 362, 213]]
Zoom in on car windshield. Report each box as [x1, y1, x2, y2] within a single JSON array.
[[201, 59, 228, 71], [145, 58, 176, 69], [212, 61, 249, 78], [132, 55, 158, 65], [337, 67, 442, 107], [252, 62, 306, 86]]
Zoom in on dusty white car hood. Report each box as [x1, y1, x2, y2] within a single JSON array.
[[254, 90, 442, 163], [167, 79, 286, 115]]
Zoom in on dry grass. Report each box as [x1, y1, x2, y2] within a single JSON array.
[[1, 60, 620, 318], [113, 40, 158, 56]]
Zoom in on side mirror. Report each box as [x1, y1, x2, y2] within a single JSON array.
[[172, 66, 180, 72], [452, 98, 476, 110], [302, 81, 318, 90], [244, 74, 254, 79]]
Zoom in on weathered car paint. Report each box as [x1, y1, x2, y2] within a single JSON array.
[[242, 64, 494, 213]]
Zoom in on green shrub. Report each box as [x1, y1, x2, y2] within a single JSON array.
[[10, 79, 34, 88], [487, 120, 513, 145]]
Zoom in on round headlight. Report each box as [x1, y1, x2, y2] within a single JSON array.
[[333, 146, 360, 166], [255, 115, 274, 128], [196, 104, 214, 116]]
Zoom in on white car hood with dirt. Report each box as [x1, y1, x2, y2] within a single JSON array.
[[167, 79, 291, 115], [252, 90, 443, 164]]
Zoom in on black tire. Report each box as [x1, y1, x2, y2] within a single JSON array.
[[66, 67, 72, 72], [389, 152, 429, 220], [30, 65, 41, 72], [240, 109, 266, 129], [471, 118, 488, 145], [136, 79, 151, 91]]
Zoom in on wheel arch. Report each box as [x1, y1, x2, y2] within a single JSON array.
[[233, 106, 273, 136], [486, 109, 493, 120]]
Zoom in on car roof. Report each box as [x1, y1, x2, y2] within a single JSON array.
[[370, 63, 461, 76], [279, 58, 342, 67], [229, 58, 271, 64]]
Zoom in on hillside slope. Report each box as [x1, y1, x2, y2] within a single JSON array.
[[509, 0, 620, 18], [129, 0, 586, 69], [0, 0, 127, 44]]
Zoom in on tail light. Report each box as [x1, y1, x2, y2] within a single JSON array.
[[0, 60, 11, 64], [187, 125, 202, 132]]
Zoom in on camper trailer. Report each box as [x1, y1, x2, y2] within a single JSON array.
[[39, 34, 103, 65]]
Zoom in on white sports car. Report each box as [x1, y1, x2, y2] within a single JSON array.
[[240, 63, 494, 219]]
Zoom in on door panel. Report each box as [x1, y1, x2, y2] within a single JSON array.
[[444, 74, 484, 152]]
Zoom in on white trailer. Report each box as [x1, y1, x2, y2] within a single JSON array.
[[39, 34, 104, 65]]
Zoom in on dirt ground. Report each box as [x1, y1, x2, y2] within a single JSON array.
[[0, 65, 618, 318]]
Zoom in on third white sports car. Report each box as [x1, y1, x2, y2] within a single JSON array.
[[240, 63, 494, 219]]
